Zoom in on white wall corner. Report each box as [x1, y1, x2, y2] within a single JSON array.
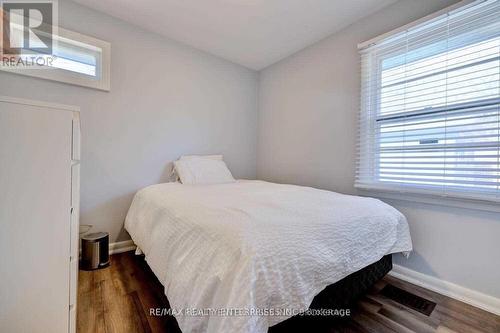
[[389, 264, 500, 316], [109, 240, 136, 255]]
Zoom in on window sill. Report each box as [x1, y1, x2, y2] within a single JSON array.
[[356, 187, 500, 214]]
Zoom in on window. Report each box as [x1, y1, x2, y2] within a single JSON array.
[[1, 27, 110, 91], [357, 0, 500, 202]]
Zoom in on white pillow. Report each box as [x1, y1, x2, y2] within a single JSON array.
[[180, 154, 223, 161], [174, 158, 235, 185], [171, 155, 224, 181]]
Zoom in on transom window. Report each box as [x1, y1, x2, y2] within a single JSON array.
[[356, 0, 500, 201], [1, 24, 110, 91]]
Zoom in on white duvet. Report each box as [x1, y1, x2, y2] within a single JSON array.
[[125, 180, 412, 333]]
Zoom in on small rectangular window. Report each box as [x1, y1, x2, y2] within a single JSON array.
[[357, 0, 500, 202], [1, 27, 111, 91]]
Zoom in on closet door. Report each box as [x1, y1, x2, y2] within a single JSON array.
[[0, 100, 73, 333]]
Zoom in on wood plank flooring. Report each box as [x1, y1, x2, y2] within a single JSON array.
[[77, 252, 500, 333]]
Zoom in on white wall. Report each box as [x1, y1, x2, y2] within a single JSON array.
[[257, 0, 500, 299], [0, 0, 258, 242]]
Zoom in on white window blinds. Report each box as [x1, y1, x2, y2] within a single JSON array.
[[356, 0, 500, 202]]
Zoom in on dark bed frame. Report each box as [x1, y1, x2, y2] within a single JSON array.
[[269, 255, 392, 332], [138, 252, 392, 332]]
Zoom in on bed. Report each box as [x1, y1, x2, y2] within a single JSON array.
[[125, 180, 412, 333]]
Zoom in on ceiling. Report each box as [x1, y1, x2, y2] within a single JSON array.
[[72, 0, 397, 70]]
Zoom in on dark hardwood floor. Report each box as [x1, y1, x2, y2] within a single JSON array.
[[77, 253, 500, 333]]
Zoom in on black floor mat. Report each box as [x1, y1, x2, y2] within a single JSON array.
[[381, 284, 436, 316]]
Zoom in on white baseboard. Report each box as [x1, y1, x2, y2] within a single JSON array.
[[109, 240, 136, 255], [389, 264, 500, 316]]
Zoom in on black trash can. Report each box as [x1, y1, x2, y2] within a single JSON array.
[[80, 232, 110, 270]]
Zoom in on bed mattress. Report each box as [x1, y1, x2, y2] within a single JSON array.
[[125, 180, 412, 333]]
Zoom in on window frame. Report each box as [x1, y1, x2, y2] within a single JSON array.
[[356, 0, 500, 204], [0, 27, 111, 91]]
